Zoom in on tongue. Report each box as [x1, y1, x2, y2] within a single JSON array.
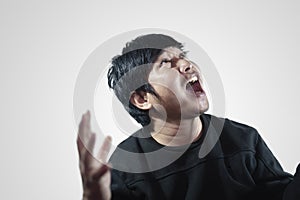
[[186, 81, 202, 93], [191, 81, 202, 93]]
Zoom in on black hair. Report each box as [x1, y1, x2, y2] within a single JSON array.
[[107, 34, 184, 126]]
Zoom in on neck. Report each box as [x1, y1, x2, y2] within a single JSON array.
[[149, 116, 203, 146]]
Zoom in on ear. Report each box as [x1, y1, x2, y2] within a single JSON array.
[[130, 91, 152, 110]]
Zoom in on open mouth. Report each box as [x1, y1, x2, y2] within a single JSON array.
[[186, 76, 205, 95]]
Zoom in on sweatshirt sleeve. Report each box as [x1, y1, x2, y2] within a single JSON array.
[[253, 133, 296, 200]]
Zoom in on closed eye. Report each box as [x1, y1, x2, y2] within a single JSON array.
[[160, 59, 171, 66], [179, 53, 186, 59]]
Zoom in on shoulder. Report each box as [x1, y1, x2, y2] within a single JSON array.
[[108, 129, 148, 166], [202, 114, 260, 152], [115, 132, 142, 153], [108, 130, 150, 184]]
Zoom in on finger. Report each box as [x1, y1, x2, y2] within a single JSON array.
[[77, 134, 84, 159], [80, 111, 91, 138], [97, 136, 112, 162], [78, 111, 94, 156], [83, 133, 96, 168], [85, 110, 91, 133], [78, 111, 92, 143], [77, 113, 89, 159], [78, 134, 93, 174], [77, 136, 91, 174]]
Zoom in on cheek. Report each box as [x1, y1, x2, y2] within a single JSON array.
[[148, 70, 187, 101], [150, 84, 179, 104], [149, 69, 180, 85]]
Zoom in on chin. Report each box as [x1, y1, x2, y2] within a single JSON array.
[[199, 109, 208, 115], [199, 99, 209, 113], [183, 108, 208, 119], [195, 105, 209, 117]]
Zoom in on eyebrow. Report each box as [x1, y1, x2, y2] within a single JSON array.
[[162, 50, 187, 58], [179, 52, 186, 58], [181, 50, 189, 56]]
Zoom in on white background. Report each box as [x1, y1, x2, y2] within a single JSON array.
[[1, 0, 299, 199]]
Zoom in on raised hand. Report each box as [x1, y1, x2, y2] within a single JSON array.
[[77, 111, 112, 200]]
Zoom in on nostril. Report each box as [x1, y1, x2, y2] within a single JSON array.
[[185, 64, 192, 72], [178, 60, 193, 73]]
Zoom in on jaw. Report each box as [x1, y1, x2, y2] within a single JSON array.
[[148, 76, 209, 121]]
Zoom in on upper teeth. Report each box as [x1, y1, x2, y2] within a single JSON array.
[[189, 76, 198, 84]]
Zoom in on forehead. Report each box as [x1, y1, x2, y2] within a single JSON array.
[[157, 47, 184, 58]]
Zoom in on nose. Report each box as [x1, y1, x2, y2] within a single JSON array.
[[177, 59, 193, 73]]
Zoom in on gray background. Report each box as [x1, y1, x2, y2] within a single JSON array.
[[1, 0, 299, 199]]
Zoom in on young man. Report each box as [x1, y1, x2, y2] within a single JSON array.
[[77, 34, 300, 199]]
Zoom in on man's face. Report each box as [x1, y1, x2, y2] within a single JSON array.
[[148, 47, 209, 120]]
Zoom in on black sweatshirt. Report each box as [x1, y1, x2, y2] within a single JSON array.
[[109, 114, 300, 200]]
